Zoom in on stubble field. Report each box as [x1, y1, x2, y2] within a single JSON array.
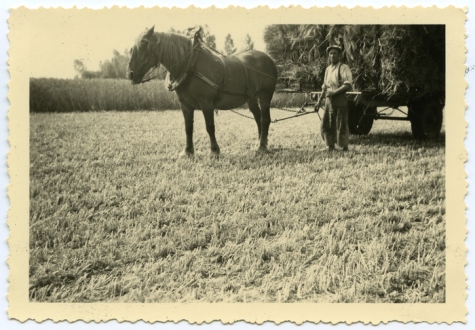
[[29, 109, 445, 303]]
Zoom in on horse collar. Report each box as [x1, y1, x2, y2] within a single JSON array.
[[167, 43, 201, 91]]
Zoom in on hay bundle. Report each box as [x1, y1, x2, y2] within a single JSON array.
[[264, 25, 445, 102], [377, 25, 445, 101]]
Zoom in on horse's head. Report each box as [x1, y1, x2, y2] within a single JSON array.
[[128, 26, 159, 85]]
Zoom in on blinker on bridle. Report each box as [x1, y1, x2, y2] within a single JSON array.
[[136, 35, 197, 84], [131, 37, 161, 83], [140, 38, 160, 69]]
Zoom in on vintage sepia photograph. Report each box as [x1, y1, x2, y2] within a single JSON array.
[[29, 22, 447, 303], [6, 5, 467, 324]]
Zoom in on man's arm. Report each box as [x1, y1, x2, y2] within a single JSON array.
[[315, 68, 329, 111], [326, 84, 350, 97], [327, 64, 352, 97]]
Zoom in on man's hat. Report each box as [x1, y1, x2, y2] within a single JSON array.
[[326, 45, 342, 53]]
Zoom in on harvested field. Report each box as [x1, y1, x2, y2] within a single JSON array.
[[29, 110, 445, 303]]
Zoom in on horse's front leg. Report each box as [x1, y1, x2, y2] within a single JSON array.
[[202, 107, 220, 159], [257, 91, 273, 153], [180, 103, 195, 157]]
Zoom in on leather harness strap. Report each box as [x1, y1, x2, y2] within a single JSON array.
[[195, 72, 219, 90], [338, 63, 342, 86], [167, 43, 201, 91], [168, 33, 251, 100]]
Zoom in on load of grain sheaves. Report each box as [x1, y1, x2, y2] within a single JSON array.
[[264, 25, 445, 103]]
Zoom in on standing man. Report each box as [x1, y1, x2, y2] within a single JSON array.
[[319, 45, 353, 151]]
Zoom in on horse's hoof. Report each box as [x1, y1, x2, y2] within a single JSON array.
[[210, 146, 220, 159], [256, 147, 272, 155], [179, 150, 194, 158]]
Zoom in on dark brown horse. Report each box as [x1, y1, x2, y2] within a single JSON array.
[[128, 27, 278, 157]]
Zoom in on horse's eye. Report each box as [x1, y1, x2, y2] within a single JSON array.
[[140, 39, 149, 47]]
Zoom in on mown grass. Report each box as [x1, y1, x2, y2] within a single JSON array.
[[29, 110, 445, 303]]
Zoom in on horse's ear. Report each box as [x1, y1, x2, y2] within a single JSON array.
[[146, 26, 155, 36]]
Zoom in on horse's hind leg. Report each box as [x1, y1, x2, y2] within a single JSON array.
[[256, 90, 273, 153], [248, 95, 262, 139], [202, 107, 220, 158]]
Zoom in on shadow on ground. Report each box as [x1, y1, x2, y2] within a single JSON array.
[[350, 131, 445, 149]]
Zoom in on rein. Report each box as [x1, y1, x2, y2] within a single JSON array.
[[137, 32, 315, 124], [140, 39, 199, 84], [140, 67, 164, 83], [230, 101, 323, 124]]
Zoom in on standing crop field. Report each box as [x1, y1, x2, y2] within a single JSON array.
[[30, 78, 310, 112], [30, 78, 181, 112], [29, 110, 445, 303], [30, 78, 306, 112]]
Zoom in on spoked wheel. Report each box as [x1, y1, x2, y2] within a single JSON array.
[[409, 95, 444, 139], [348, 103, 375, 135], [319, 102, 375, 141]]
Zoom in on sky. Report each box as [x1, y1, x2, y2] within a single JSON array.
[[27, 7, 269, 79]]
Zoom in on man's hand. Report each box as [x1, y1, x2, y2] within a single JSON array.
[[314, 91, 325, 112], [328, 84, 350, 98], [314, 102, 320, 113]]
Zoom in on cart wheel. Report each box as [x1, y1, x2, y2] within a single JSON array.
[[348, 103, 375, 135], [410, 96, 444, 139]]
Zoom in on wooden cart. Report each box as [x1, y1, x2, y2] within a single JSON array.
[[308, 91, 445, 139]]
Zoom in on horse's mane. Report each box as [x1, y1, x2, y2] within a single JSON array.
[[136, 31, 193, 71]]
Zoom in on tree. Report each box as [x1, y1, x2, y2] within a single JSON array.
[[73, 59, 86, 74], [110, 49, 129, 79], [168, 27, 183, 35], [242, 33, 254, 51], [81, 70, 101, 79], [223, 33, 237, 55], [100, 60, 117, 79], [169, 25, 217, 49], [204, 33, 216, 49], [74, 59, 102, 79]]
